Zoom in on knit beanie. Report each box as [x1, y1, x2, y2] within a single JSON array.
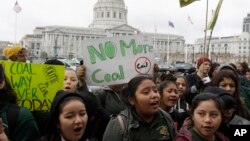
[[196, 56, 211, 69], [2, 44, 24, 59]]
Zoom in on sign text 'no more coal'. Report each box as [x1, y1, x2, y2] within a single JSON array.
[[81, 35, 155, 86]]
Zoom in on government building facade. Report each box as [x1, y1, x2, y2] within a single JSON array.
[[186, 13, 250, 63], [16, 0, 250, 64], [20, 0, 185, 64]]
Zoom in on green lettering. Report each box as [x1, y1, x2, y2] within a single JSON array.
[[104, 74, 111, 82], [119, 65, 125, 79], [136, 45, 143, 54], [120, 39, 136, 56], [105, 41, 116, 59], [32, 88, 38, 99], [11, 76, 21, 88], [10, 62, 16, 74], [10, 76, 32, 88], [16, 88, 26, 99], [33, 99, 42, 110], [91, 65, 125, 84], [92, 69, 104, 83], [19, 99, 52, 111], [10, 62, 36, 74], [21, 99, 32, 110], [40, 99, 50, 111], [148, 45, 153, 52], [88, 45, 106, 64]]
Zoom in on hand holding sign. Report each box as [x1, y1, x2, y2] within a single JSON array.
[[76, 65, 87, 87], [0, 117, 9, 141]]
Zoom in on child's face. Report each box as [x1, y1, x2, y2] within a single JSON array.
[[218, 77, 236, 95], [192, 100, 222, 139], [161, 83, 179, 109], [59, 100, 88, 141], [176, 77, 186, 97], [64, 69, 78, 93], [131, 79, 160, 120], [198, 62, 211, 75]]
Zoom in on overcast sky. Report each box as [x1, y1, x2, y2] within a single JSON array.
[[0, 0, 249, 43]]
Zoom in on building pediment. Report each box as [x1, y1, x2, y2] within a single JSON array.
[[107, 24, 138, 32], [46, 28, 66, 34]]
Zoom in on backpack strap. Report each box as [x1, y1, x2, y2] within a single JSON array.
[[7, 104, 20, 140], [117, 115, 125, 132], [117, 114, 129, 141]]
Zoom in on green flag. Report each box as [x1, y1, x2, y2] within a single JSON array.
[[179, 0, 197, 8], [207, 0, 224, 30]]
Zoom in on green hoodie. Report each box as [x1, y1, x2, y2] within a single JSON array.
[[0, 103, 40, 141], [103, 107, 176, 141]]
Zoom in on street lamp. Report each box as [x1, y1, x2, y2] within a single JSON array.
[[192, 45, 195, 63], [224, 44, 228, 62], [217, 44, 221, 62], [54, 35, 59, 59]]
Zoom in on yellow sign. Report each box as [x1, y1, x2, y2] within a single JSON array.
[[0, 60, 64, 111]]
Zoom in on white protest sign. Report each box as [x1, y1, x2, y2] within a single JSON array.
[[81, 35, 155, 86]]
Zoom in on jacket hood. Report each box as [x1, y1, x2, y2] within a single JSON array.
[[218, 64, 238, 75], [46, 90, 89, 135]]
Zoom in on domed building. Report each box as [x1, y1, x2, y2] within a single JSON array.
[[89, 0, 128, 29], [20, 0, 184, 63]]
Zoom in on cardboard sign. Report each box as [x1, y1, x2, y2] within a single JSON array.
[[81, 35, 155, 86], [0, 61, 64, 111]]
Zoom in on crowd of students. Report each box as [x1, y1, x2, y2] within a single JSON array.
[[0, 45, 250, 141]]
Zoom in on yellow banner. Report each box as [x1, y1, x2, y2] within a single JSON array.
[[0, 61, 64, 111]]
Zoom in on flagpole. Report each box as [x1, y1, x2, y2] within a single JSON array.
[[207, 28, 214, 59], [203, 0, 209, 57], [153, 33, 156, 53], [13, 1, 21, 44], [206, 0, 224, 58], [185, 43, 188, 63], [185, 15, 189, 63], [167, 32, 170, 65], [15, 13, 18, 43], [154, 24, 157, 55]]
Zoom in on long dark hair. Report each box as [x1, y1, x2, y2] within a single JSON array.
[[191, 92, 224, 117], [158, 80, 177, 96], [0, 64, 17, 107], [210, 70, 246, 118], [208, 62, 220, 78], [120, 74, 154, 106]]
